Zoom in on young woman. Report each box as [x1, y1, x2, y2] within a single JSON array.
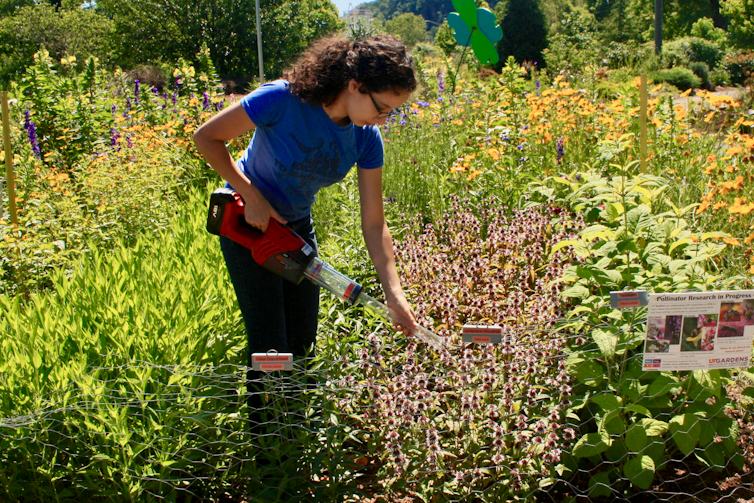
[[193, 35, 418, 364]]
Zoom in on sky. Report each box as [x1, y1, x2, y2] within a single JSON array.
[[333, 0, 369, 17]]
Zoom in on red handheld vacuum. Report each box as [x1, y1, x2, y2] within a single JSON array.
[[206, 188, 443, 347]]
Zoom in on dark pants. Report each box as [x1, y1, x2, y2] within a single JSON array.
[[220, 216, 320, 435], [219, 215, 320, 358]]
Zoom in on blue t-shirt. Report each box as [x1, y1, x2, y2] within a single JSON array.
[[233, 80, 384, 222]]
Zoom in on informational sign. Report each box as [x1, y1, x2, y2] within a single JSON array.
[[643, 291, 754, 371], [462, 325, 502, 343], [251, 352, 293, 371]]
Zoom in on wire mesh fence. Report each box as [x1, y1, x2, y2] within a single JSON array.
[[1, 315, 753, 502]]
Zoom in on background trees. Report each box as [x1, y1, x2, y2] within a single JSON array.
[[494, 0, 548, 67], [0, 3, 113, 86], [384, 12, 429, 47], [2, 0, 754, 90], [95, 0, 342, 80]]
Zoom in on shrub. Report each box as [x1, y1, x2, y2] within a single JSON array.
[[660, 36, 724, 71], [651, 67, 702, 91], [722, 51, 754, 86], [688, 61, 711, 89], [690, 17, 727, 45], [710, 66, 731, 87], [602, 41, 652, 71]]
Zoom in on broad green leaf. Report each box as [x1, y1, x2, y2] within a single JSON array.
[[600, 409, 626, 435], [646, 374, 681, 398], [669, 413, 702, 456], [566, 353, 604, 386], [592, 329, 618, 360], [626, 404, 652, 418], [624, 455, 655, 489], [573, 431, 611, 458], [692, 369, 722, 397], [639, 418, 669, 436], [562, 284, 591, 300], [588, 471, 612, 498], [669, 238, 693, 254], [591, 392, 623, 411], [625, 422, 648, 452], [550, 239, 578, 256]]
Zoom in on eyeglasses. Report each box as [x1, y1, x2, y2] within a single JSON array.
[[368, 91, 394, 118]]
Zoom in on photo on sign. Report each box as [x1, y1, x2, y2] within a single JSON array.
[[665, 315, 683, 345], [680, 315, 717, 352], [718, 299, 754, 338], [645, 317, 670, 353]]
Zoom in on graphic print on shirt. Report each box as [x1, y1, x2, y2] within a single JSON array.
[[275, 133, 342, 196]]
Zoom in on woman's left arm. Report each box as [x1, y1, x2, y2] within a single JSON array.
[[357, 166, 417, 336]]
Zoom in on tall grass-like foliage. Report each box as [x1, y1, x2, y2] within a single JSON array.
[[0, 188, 358, 502]]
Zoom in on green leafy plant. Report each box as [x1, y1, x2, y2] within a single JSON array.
[[530, 158, 745, 496]]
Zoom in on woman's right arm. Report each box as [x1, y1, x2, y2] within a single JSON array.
[[193, 102, 286, 232]]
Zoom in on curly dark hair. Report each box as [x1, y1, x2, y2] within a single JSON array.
[[283, 35, 416, 107]]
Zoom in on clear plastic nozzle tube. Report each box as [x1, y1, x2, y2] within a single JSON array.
[[304, 257, 444, 349], [304, 257, 363, 305]]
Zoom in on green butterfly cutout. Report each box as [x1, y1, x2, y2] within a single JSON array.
[[447, 0, 503, 65]]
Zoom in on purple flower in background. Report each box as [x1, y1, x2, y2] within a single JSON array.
[[438, 72, 445, 93], [216, 100, 225, 111], [111, 104, 116, 116], [134, 79, 140, 105], [151, 87, 159, 96], [126, 134, 133, 149], [172, 91, 178, 106], [417, 101, 429, 107], [175, 77, 182, 89], [202, 91, 210, 110], [536, 79, 541, 94], [556, 137, 565, 165], [125, 96, 131, 113], [110, 128, 120, 149], [23, 111, 41, 158]]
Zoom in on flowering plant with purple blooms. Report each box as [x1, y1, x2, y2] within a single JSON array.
[[23, 111, 41, 158], [323, 195, 584, 500], [4, 49, 226, 296]]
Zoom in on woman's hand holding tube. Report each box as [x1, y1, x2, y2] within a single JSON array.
[[386, 292, 418, 337]]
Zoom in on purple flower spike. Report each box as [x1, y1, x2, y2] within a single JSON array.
[[110, 128, 120, 150], [556, 137, 565, 165], [24, 111, 41, 158]]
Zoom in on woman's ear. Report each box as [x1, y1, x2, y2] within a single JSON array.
[[348, 79, 362, 94]]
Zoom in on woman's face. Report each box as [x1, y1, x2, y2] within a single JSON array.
[[348, 82, 411, 127]]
